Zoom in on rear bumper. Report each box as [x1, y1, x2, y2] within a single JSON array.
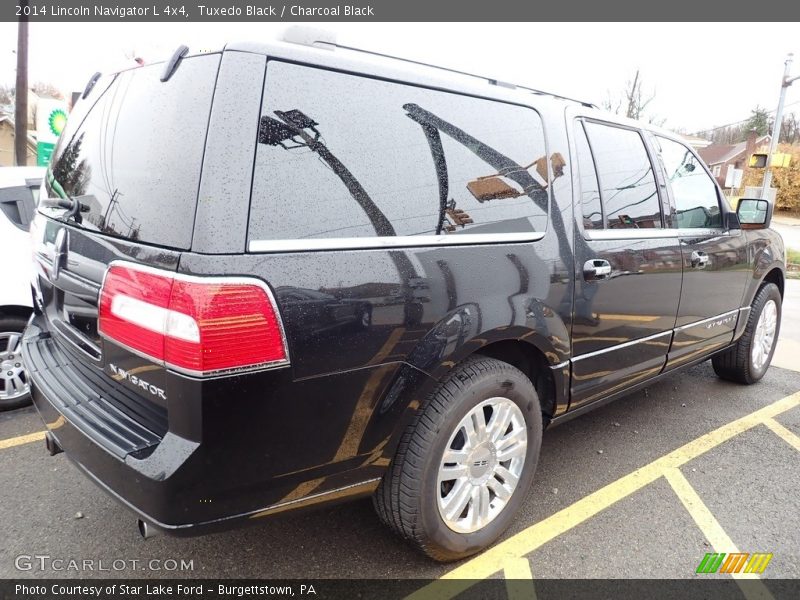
[[24, 319, 204, 535], [23, 315, 401, 536]]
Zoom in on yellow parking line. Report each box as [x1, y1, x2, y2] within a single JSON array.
[[0, 431, 45, 450], [762, 418, 800, 452], [664, 468, 774, 600], [407, 391, 800, 599], [503, 558, 536, 600]]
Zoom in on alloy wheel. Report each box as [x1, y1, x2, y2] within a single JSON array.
[[436, 397, 527, 534]]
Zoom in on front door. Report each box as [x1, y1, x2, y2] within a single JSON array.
[[569, 119, 682, 408], [650, 135, 750, 370]]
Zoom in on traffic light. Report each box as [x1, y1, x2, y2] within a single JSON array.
[[749, 153, 768, 168]]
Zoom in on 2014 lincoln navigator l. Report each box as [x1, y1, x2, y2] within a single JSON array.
[[24, 35, 785, 561]]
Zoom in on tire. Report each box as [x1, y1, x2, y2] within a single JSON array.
[[373, 356, 543, 561], [0, 315, 32, 411], [712, 283, 781, 384]]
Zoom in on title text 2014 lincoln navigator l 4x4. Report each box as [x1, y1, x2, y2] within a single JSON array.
[[24, 36, 785, 561]]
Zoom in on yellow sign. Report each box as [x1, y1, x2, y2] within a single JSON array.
[[771, 152, 792, 168], [750, 152, 791, 168]]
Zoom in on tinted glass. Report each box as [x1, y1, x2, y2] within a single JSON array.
[[575, 122, 602, 229], [43, 54, 221, 249], [657, 136, 722, 229], [249, 61, 549, 243], [584, 122, 661, 229]]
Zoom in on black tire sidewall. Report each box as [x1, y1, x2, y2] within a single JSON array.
[[417, 367, 542, 559], [0, 315, 32, 411], [745, 284, 782, 381]]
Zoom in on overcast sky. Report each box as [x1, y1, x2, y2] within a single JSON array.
[[1, 22, 798, 133]]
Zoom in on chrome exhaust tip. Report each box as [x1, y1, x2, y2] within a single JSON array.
[[137, 519, 158, 540]]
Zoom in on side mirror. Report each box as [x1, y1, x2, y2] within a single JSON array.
[[736, 198, 773, 230]]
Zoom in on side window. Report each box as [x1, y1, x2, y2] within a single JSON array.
[[249, 61, 549, 244], [583, 122, 662, 229], [657, 136, 722, 229], [574, 121, 603, 229]]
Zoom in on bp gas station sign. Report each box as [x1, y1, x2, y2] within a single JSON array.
[[36, 99, 68, 166]]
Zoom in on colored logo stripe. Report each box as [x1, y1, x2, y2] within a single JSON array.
[[744, 553, 773, 574], [697, 553, 726, 573], [720, 553, 749, 573], [696, 552, 773, 574]]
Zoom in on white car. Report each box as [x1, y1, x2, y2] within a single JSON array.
[[0, 166, 43, 410]]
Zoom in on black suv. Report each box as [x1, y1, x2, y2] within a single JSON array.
[[24, 36, 785, 561]]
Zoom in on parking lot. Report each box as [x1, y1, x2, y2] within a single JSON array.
[[1, 282, 799, 589]]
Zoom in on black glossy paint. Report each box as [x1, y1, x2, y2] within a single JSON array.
[[24, 43, 786, 536]]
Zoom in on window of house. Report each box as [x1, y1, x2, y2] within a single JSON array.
[[657, 136, 722, 229], [582, 122, 662, 229], [248, 61, 550, 244], [712, 164, 722, 177]]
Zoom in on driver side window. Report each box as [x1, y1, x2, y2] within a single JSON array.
[[657, 136, 722, 229]]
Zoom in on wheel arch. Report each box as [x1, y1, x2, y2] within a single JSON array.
[[762, 267, 784, 298], [0, 305, 33, 322]]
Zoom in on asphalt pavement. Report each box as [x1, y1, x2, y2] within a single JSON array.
[[0, 279, 799, 585]]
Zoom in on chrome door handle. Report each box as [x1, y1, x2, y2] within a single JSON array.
[[691, 251, 709, 268], [583, 259, 612, 281]]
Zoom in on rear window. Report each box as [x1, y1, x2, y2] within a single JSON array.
[[44, 54, 221, 249], [249, 61, 549, 245]]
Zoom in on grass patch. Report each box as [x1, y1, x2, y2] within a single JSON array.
[[788, 248, 800, 279]]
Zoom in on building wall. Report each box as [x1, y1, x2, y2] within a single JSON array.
[[0, 122, 37, 167]]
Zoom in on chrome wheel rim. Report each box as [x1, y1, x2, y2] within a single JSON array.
[[437, 397, 527, 534], [0, 332, 29, 401], [752, 299, 777, 371]]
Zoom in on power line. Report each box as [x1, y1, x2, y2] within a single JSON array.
[[693, 100, 800, 135]]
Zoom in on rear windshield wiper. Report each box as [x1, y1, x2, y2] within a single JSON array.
[[41, 172, 89, 221]]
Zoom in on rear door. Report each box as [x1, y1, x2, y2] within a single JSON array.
[[569, 118, 682, 408], [31, 53, 220, 439], [650, 135, 750, 369]]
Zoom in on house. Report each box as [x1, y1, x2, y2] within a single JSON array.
[[0, 115, 37, 167], [681, 134, 712, 150], [697, 130, 770, 187]]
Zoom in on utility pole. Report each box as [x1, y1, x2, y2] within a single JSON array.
[[762, 53, 800, 199], [14, 13, 29, 166]]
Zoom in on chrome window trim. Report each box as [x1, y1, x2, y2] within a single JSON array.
[[672, 228, 730, 238], [584, 228, 734, 242], [572, 330, 673, 362], [583, 229, 678, 241], [248, 231, 545, 253]]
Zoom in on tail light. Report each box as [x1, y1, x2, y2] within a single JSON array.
[[98, 262, 288, 376]]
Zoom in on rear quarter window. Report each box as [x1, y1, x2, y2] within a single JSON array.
[[44, 54, 221, 250], [248, 61, 549, 247]]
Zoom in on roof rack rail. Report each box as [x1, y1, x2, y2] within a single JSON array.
[[281, 27, 597, 108]]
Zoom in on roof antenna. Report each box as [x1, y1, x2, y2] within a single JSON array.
[[81, 72, 101, 99], [161, 45, 189, 82]]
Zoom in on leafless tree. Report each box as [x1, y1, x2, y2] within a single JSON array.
[[31, 81, 64, 100], [603, 70, 665, 125]]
